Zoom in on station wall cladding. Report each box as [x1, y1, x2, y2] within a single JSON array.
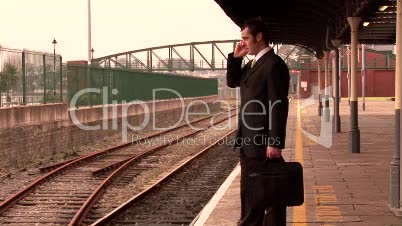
[[0, 65, 220, 169]]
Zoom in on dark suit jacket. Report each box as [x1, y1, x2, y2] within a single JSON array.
[[227, 49, 289, 158]]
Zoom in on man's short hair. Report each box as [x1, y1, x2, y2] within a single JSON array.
[[241, 18, 269, 44]]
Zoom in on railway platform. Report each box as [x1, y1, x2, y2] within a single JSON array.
[[194, 98, 402, 226]]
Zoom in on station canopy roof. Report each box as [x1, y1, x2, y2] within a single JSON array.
[[214, 0, 397, 57]]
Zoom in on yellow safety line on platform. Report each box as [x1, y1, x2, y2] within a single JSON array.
[[292, 100, 307, 226]]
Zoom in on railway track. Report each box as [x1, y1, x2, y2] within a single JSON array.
[[0, 109, 236, 225], [91, 130, 238, 226], [38, 110, 234, 173]]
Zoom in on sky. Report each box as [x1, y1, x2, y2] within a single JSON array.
[[0, 0, 241, 62]]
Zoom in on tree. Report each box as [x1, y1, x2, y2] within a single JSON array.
[[25, 63, 42, 92], [0, 63, 19, 103], [278, 45, 316, 69], [278, 45, 301, 61]]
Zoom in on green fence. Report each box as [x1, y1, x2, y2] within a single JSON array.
[[0, 46, 65, 107], [67, 65, 218, 107]]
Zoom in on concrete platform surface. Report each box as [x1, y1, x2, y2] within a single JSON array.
[[194, 99, 402, 226]]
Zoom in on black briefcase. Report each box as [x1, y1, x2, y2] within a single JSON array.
[[248, 161, 304, 207]]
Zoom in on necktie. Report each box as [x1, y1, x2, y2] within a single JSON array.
[[251, 58, 256, 68]]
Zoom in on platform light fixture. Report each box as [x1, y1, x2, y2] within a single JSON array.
[[378, 6, 388, 11], [363, 22, 370, 27]]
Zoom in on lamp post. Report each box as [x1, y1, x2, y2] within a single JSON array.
[[91, 48, 94, 64], [52, 38, 57, 95], [88, 0, 92, 63]]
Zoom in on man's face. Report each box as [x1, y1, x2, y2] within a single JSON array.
[[241, 27, 259, 55]]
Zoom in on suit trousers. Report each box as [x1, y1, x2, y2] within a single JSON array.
[[239, 150, 286, 226]]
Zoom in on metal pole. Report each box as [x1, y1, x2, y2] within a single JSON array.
[[169, 47, 172, 71], [60, 56, 63, 102], [317, 58, 322, 116], [387, 53, 390, 69], [362, 44, 366, 111], [347, 17, 362, 153], [88, 65, 92, 107], [43, 54, 47, 104], [339, 47, 342, 102], [332, 39, 342, 133], [88, 0, 92, 63], [335, 48, 341, 132], [190, 44, 195, 71], [53, 46, 56, 95], [212, 42, 215, 71], [149, 52, 152, 71], [296, 71, 300, 99], [391, 0, 402, 209], [332, 56, 336, 99], [129, 53, 131, 69], [22, 51, 26, 105], [347, 47, 351, 106], [147, 51, 150, 71], [324, 51, 330, 122]]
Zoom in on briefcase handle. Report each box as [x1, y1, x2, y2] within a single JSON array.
[[264, 156, 285, 164]]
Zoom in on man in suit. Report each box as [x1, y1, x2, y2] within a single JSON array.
[[227, 19, 290, 226]]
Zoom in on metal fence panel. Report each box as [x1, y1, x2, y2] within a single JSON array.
[[67, 65, 218, 107], [0, 46, 63, 107]]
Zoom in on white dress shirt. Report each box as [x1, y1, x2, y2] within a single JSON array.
[[254, 46, 272, 63]]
